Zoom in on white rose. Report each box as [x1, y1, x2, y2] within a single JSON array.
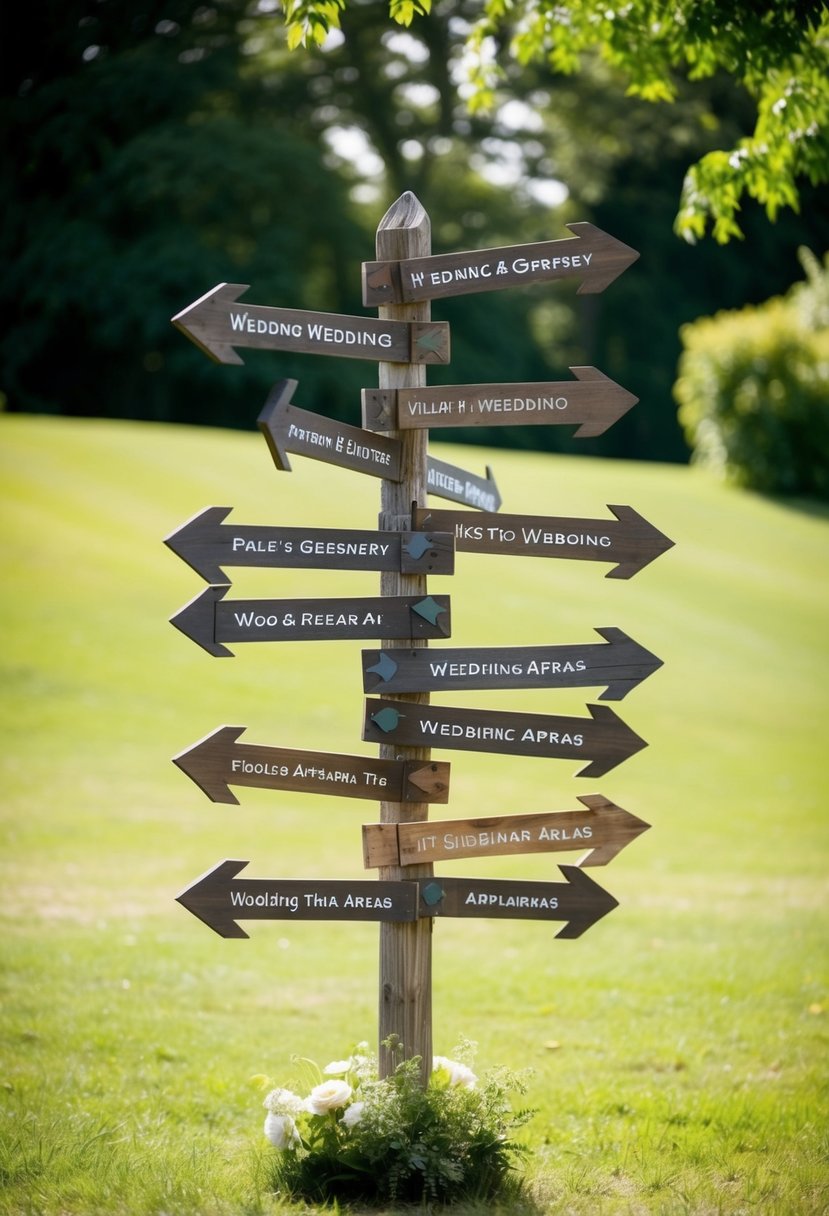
[[264, 1112, 300, 1149], [323, 1059, 352, 1075], [433, 1055, 477, 1089], [341, 1101, 365, 1129], [305, 1079, 353, 1113]]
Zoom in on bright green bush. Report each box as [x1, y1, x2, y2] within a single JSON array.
[[675, 248, 829, 498]]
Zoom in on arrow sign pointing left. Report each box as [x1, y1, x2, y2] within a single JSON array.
[[164, 507, 454, 584], [172, 283, 450, 365], [363, 698, 647, 778], [170, 586, 451, 655], [176, 860, 420, 938], [173, 726, 451, 805], [417, 867, 619, 939]]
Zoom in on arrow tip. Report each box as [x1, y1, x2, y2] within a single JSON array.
[[176, 859, 250, 938], [257, 379, 298, 472]]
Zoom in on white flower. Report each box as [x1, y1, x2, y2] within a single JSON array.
[[323, 1058, 353, 1075], [305, 1079, 353, 1113], [264, 1112, 300, 1149], [433, 1055, 477, 1089], [341, 1100, 365, 1128], [263, 1087, 305, 1116]]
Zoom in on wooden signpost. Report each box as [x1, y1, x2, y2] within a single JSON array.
[[362, 794, 649, 868], [362, 367, 637, 437], [361, 628, 662, 700], [169, 192, 669, 1082], [170, 586, 450, 656], [165, 506, 454, 584], [174, 726, 450, 806]]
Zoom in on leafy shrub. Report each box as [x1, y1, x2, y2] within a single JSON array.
[[675, 248, 829, 498], [254, 1038, 533, 1205]]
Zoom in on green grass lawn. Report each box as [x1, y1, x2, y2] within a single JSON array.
[[1, 413, 827, 1214]]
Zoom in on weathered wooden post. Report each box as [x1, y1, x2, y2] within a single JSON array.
[[374, 192, 434, 1081]]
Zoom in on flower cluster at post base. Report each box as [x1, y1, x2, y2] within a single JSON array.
[[254, 1040, 532, 1203]]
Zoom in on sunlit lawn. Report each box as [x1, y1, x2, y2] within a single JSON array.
[[1, 414, 827, 1214]]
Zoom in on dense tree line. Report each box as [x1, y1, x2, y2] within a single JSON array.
[[3, 0, 827, 462]]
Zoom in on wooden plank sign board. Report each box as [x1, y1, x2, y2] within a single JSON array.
[[362, 223, 639, 305], [412, 504, 673, 579], [165, 507, 455, 584], [177, 861, 421, 938], [426, 455, 501, 512], [362, 368, 637, 437], [361, 628, 662, 701], [174, 726, 450, 805], [172, 283, 450, 365], [362, 794, 650, 868], [363, 697, 647, 778], [170, 587, 451, 655], [416, 867, 619, 939]]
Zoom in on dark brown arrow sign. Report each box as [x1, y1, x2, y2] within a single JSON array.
[[172, 283, 450, 365], [361, 628, 662, 701], [416, 867, 619, 939], [170, 586, 451, 656], [363, 794, 650, 868], [362, 368, 637, 438], [164, 507, 454, 585], [362, 223, 639, 305], [412, 504, 673, 579], [363, 698, 647, 778], [173, 726, 451, 805], [176, 860, 420, 938], [257, 379, 501, 510]]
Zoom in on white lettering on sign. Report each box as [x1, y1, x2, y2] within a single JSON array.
[[429, 660, 523, 678], [292, 764, 358, 784], [525, 659, 587, 675], [231, 537, 292, 553], [231, 758, 289, 775], [511, 253, 593, 275], [419, 720, 517, 742], [298, 540, 391, 557], [230, 312, 302, 337], [463, 891, 559, 909], [288, 423, 333, 449], [443, 828, 532, 851], [230, 889, 300, 911], [344, 893, 394, 909], [520, 728, 584, 746], [538, 824, 593, 842], [521, 528, 612, 548], [306, 322, 393, 349], [476, 396, 568, 413]]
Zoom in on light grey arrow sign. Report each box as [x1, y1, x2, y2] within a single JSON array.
[[172, 283, 450, 365], [361, 628, 662, 700]]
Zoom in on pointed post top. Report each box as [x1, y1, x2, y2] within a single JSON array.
[[378, 192, 430, 240]]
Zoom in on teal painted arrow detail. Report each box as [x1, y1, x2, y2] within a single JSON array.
[[371, 707, 404, 733], [415, 328, 445, 354], [412, 596, 446, 626], [421, 881, 446, 908], [403, 533, 432, 560], [367, 652, 398, 683]]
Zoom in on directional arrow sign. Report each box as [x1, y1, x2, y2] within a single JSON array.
[[412, 504, 673, 579], [362, 223, 639, 305], [176, 860, 420, 938], [173, 726, 451, 805], [361, 628, 662, 701], [416, 867, 619, 939], [362, 368, 637, 438], [363, 794, 650, 868], [258, 379, 403, 480], [164, 507, 454, 585], [170, 587, 451, 655], [257, 379, 501, 510], [363, 698, 647, 778], [172, 283, 450, 365], [426, 455, 502, 512]]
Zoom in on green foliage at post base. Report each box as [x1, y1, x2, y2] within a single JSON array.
[[675, 248, 829, 498]]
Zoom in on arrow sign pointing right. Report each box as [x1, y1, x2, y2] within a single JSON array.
[[361, 628, 662, 700], [362, 794, 650, 868], [363, 223, 639, 305], [173, 726, 450, 805], [176, 860, 420, 938], [417, 866, 619, 939], [363, 698, 647, 778]]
